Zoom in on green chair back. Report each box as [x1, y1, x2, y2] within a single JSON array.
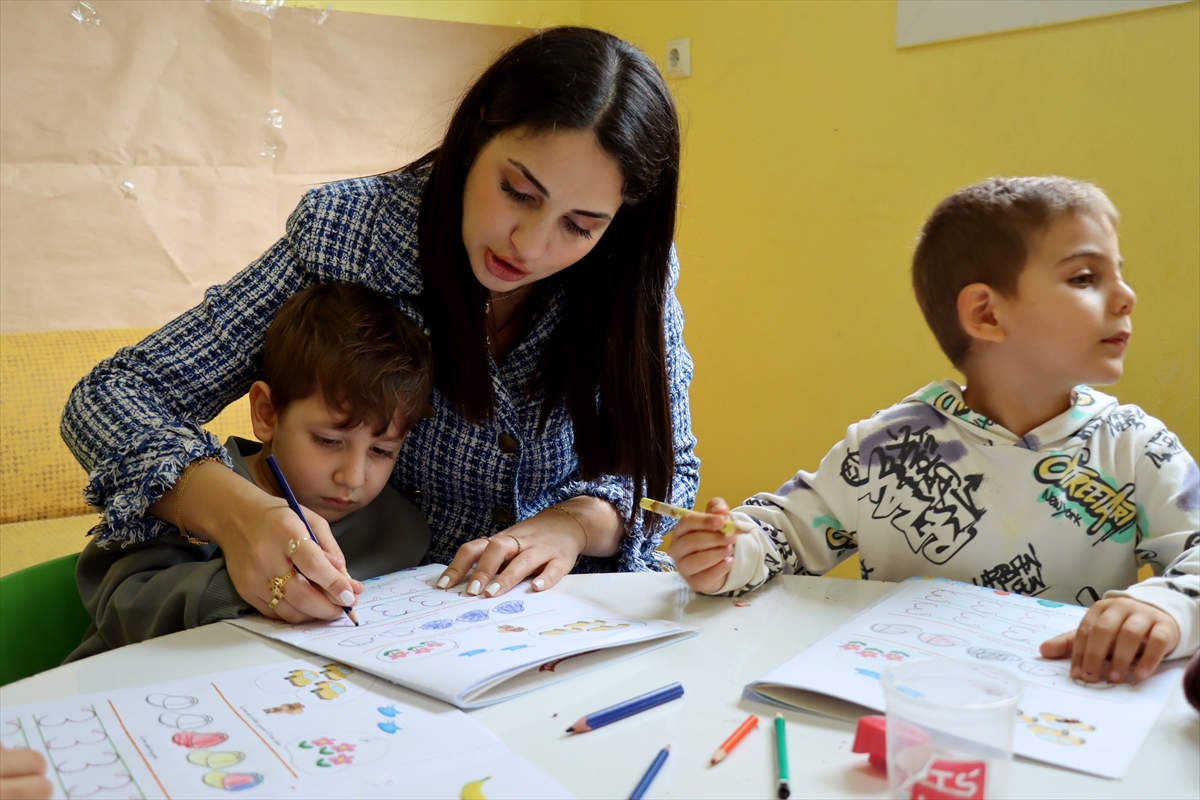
[[0, 553, 91, 686]]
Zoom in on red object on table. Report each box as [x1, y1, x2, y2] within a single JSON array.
[[852, 714, 888, 769]]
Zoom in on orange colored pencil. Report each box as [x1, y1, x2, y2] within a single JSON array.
[[710, 714, 759, 765]]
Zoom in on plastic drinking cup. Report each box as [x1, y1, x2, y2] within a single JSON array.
[[881, 659, 1024, 799]]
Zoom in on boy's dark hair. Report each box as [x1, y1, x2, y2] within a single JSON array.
[[260, 283, 433, 435], [912, 176, 1119, 366]]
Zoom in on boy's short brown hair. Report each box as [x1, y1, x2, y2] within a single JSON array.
[[260, 282, 433, 435], [912, 176, 1119, 366]]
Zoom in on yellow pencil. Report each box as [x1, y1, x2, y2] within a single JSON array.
[[639, 497, 744, 535]]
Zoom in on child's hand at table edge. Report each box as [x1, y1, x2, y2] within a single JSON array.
[[0, 746, 51, 800], [1039, 597, 1180, 684], [668, 497, 743, 594]]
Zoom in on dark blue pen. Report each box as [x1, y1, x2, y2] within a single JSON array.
[[265, 455, 358, 625], [567, 682, 684, 733]]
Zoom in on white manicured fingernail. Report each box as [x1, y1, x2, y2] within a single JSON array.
[[485, 582, 501, 597], [467, 580, 481, 596], [339, 591, 355, 605], [436, 576, 450, 589], [533, 578, 545, 590]]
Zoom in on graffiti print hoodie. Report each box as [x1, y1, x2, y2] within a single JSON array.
[[718, 380, 1200, 659]]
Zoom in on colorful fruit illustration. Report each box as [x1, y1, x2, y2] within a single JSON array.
[[187, 750, 246, 769], [202, 770, 264, 791], [461, 776, 491, 800], [172, 731, 228, 749]]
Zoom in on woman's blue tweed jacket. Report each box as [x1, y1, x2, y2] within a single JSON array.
[[61, 169, 700, 572]]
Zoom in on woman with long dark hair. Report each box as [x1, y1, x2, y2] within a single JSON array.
[[62, 27, 699, 622]]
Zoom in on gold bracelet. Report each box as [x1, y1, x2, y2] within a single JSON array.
[[174, 456, 221, 545], [547, 504, 589, 554]]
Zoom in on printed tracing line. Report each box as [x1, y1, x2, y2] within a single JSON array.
[[903, 602, 1041, 643], [0, 718, 31, 750], [30, 704, 144, 800], [853, 615, 1128, 704], [288, 573, 482, 638], [343, 608, 558, 662], [908, 585, 1081, 631], [330, 599, 539, 650], [210, 681, 299, 780], [279, 570, 631, 663]]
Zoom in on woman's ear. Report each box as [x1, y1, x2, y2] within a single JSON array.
[[957, 283, 1006, 345], [248, 381, 278, 444]]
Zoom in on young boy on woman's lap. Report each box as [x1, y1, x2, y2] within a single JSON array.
[[68, 283, 433, 660], [670, 177, 1199, 685]]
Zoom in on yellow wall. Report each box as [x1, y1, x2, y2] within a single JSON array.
[[318, 0, 1199, 512], [580, 0, 1199, 509], [314, 0, 580, 27]]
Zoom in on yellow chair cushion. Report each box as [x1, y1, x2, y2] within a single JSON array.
[[0, 329, 254, 525], [0, 515, 100, 577]]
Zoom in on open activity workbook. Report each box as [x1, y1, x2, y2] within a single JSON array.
[[745, 577, 1185, 779], [230, 564, 697, 709], [0, 657, 570, 800]]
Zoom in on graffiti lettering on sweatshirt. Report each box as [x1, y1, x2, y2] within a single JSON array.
[[972, 544, 1047, 596], [1104, 407, 1146, 436], [1071, 418, 1102, 442], [1034, 449, 1136, 544], [1145, 429, 1184, 469], [813, 515, 857, 552], [841, 424, 985, 565], [1039, 489, 1083, 526], [921, 388, 996, 430]]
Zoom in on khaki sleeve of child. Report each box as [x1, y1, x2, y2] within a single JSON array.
[[1104, 427, 1199, 659], [713, 425, 863, 596]]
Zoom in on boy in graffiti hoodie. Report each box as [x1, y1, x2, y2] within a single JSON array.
[[670, 177, 1198, 685]]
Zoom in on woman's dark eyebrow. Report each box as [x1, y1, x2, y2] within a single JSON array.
[[506, 158, 613, 220], [508, 159, 550, 196]]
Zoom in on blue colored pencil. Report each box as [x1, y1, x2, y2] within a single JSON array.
[[566, 682, 684, 733], [265, 455, 358, 625], [629, 745, 669, 800]]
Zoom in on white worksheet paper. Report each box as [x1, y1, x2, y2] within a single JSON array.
[[746, 577, 1184, 779], [0, 657, 571, 800], [231, 564, 697, 708]]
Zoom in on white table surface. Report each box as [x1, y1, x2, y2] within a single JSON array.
[[3, 573, 1197, 798]]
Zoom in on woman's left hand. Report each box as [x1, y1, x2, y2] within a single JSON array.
[[436, 497, 621, 596]]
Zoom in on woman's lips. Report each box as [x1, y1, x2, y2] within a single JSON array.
[[484, 248, 528, 282], [1101, 332, 1130, 349]]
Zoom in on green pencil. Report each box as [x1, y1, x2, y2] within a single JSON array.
[[775, 714, 790, 799]]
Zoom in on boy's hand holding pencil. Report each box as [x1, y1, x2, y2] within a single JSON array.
[[656, 497, 750, 594]]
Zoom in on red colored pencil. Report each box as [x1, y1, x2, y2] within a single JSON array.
[[710, 714, 759, 765]]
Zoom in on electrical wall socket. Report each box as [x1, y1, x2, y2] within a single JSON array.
[[665, 37, 690, 78]]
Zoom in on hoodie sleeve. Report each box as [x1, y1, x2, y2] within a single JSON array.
[[1104, 422, 1200, 659], [711, 424, 863, 596]]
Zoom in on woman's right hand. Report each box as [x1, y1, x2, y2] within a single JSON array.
[[150, 460, 360, 623]]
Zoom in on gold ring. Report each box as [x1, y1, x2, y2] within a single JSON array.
[[268, 597, 281, 609], [504, 533, 523, 556], [269, 568, 297, 600], [287, 539, 301, 555]]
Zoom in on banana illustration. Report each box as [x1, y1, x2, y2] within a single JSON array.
[[461, 776, 491, 800]]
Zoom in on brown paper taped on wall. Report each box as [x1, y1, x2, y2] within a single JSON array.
[[0, 0, 524, 333]]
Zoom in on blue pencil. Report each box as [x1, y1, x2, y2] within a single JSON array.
[[265, 455, 358, 625], [629, 745, 669, 800], [566, 682, 684, 733]]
